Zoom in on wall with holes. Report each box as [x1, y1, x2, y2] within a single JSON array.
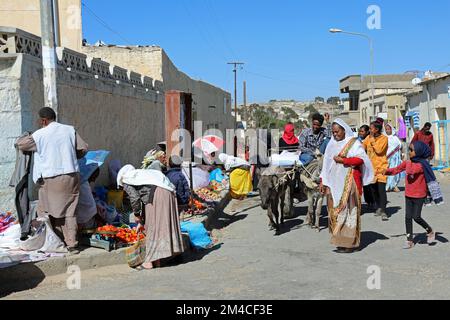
[[0, 28, 165, 212]]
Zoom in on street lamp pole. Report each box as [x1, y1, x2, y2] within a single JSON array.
[[330, 28, 374, 125]]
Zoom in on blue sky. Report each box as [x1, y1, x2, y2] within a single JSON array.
[[82, 0, 450, 104]]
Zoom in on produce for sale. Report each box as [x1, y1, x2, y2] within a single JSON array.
[[195, 188, 221, 202], [95, 225, 145, 244]]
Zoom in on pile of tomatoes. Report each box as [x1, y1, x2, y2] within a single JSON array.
[[116, 228, 145, 244], [95, 225, 145, 244]]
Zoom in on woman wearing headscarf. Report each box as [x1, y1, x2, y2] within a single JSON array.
[[385, 123, 403, 192], [279, 122, 299, 153], [320, 119, 374, 253], [117, 165, 184, 270], [142, 149, 167, 172], [384, 141, 442, 249]]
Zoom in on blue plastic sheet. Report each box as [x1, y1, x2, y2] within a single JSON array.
[[79, 150, 110, 183], [209, 168, 226, 183], [180, 221, 212, 249]]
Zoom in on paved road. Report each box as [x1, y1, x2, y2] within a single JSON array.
[[4, 178, 450, 300]]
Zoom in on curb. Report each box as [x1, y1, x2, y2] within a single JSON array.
[[0, 192, 261, 287], [0, 247, 128, 287]]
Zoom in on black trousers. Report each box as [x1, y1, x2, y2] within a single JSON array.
[[405, 197, 432, 241], [363, 185, 375, 205], [370, 182, 387, 212]]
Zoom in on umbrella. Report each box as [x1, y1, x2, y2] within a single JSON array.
[[192, 135, 224, 154]]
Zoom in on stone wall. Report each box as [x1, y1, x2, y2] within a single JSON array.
[[0, 0, 82, 51], [0, 28, 165, 212], [82, 45, 235, 134]]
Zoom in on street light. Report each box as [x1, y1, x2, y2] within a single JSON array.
[[330, 28, 374, 125]]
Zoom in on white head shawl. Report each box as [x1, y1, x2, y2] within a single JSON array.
[[117, 164, 135, 188], [320, 118, 374, 206], [117, 164, 175, 192], [385, 123, 402, 156]]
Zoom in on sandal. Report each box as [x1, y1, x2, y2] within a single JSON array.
[[335, 247, 354, 254], [427, 231, 436, 244], [134, 264, 154, 271], [403, 241, 414, 249]]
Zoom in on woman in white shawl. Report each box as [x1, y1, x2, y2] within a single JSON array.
[[385, 123, 403, 192], [117, 165, 184, 270], [320, 119, 374, 253]]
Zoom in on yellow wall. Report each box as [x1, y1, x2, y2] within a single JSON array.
[[0, 0, 82, 51]]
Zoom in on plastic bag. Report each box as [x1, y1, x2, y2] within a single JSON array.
[[180, 221, 212, 249], [182, 167, 210, 190], [19, 220, 46, 251], [96, 200, 119, 224], [38, 216, 66, 253], [19, 217, 66, 253], [209, 168, 226, 183]]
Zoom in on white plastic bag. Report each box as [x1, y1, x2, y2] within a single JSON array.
[[182, 167, 210, 190], [19, 216, 66, 253], [38, 216, 66, 253], [19, 220, 46, 251]]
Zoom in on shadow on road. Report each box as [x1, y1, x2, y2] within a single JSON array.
[[414, 232, 448, 245], [209, 211, 249, 231], [386, 206, 402, 218], [0, 264, 46, 299], [166, 243, 223, 267], [275, 218, 304, 236], [359, 231, 390, 251]]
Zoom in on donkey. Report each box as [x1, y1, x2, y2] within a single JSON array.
[[257, 166, 292, 233], [299, 154, 325, 231]]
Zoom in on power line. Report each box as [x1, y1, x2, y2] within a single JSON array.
[[179, 0, 228, 63], [243, 69, 337, 91], [205, 0, 237, 59], [81, 1, 133, 45]]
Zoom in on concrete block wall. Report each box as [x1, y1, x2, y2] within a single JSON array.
[[0, 55, 24, 211], [0, 28, 166, 212]]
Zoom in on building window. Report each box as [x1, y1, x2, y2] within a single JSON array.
[[224, 97, 227, 114]]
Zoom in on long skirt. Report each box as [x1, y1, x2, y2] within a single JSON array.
[[37, 173, 80, 248], [230, 168, 253, 199], [386, 150, 402, 191], [144, 187, 184, 264], [327, 178, 361, 249]]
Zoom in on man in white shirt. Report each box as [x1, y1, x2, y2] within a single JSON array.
[[17, 107, 88, 254]]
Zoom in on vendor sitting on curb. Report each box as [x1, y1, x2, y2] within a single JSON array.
[[218, 153, 253, 200], [165, 155, 191, 207]]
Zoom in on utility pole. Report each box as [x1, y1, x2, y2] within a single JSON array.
[[243, 80, 247, 128], [40, 0, 59, 116], [227, 62, 244, 129], [52, 0, 61, 47]]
